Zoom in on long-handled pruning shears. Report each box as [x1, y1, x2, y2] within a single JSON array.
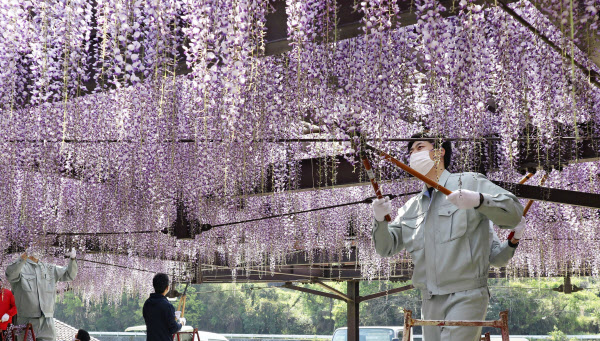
[[353, 136, 451, 222], [355, 136, 544, 219], [176, 282, 190, 318]]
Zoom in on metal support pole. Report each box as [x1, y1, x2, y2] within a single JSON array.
[[403, 309, 511, 340], [402, 310, 413, 341], [347, 281, 360, 341], [499, 311, 509, 341]]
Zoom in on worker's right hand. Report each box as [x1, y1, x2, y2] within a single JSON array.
[[1, 313, 8, 322], [175, 311, 181, 319], [179, 317, 186, 326], [512, 217, 527, 240], [372, 197, 392, 222], [20, 253, 27, 260]]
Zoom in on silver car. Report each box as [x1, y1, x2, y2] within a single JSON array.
[[331, 326, 412, 341]]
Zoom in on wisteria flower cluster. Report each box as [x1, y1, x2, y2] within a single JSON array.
[[0, 0, 599, 302]]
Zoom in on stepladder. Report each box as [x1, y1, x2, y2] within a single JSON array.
[[173, 328, 201, 341], [401, 309, 510, 341], [7, 324, 36, 341]]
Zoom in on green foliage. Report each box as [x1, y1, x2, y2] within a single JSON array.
[[53, 278, 600, 337], [54, 291, 145, 331], [548, 326, 579, 341], [485, 277, 600, 336]]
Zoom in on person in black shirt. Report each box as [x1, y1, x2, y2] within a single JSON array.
[[74, 329, 90, 341], [143, 273, 184, 341]]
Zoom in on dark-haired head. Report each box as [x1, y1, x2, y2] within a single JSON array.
[[152, 273, 170, 294], [76, 330, 90, 341], [406, 133, 452, 169]]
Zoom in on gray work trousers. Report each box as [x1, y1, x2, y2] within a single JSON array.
[[421, 287, 489, 341], [16, 316, 56, 341]]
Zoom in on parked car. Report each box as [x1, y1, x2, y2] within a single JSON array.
[[331, 326, 413, 341], [124, 325, 228, 341]]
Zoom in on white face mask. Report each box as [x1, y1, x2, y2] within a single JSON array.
[[409, 150, 435, 175]]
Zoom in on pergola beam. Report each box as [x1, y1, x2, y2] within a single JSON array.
[[491, 180, 600, 209], [196, 264, 410, 283], [314, 280, 354, 301], [197, 263, 599, 283], [358, 284, 415, 302], [282, 282, 349, 301], [250, 153, 600, 209]]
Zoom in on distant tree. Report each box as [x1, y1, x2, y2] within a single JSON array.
[[52, 278, 600, 336]]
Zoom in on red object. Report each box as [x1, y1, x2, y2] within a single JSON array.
[[507, 231, 515, 241], [8, 323, 36, 341], [0, 288, 17, 331]]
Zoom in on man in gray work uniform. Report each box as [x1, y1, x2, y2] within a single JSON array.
[[5, 248, 77, 341], [371, 134, 524, 341]]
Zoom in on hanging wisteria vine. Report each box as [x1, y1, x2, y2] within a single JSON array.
[[0, 0, 599, 303]]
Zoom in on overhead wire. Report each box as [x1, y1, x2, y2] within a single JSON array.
[[47, 191, 420, 236], [4, 137, 599, 143]]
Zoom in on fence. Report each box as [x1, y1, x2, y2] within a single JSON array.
[[89, 332, 600, 341]]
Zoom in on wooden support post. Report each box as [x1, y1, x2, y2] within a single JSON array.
[[347, 281, 360, 341]]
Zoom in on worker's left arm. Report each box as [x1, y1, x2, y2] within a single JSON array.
[[489, 223, 517, 268], [474, 174, 524, 229], [54, 258, 78, 282], [166, 303, 183, 334]]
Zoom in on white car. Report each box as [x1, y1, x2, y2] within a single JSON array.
[[331, 326, 413, 341], [124, 325, 228, 341]]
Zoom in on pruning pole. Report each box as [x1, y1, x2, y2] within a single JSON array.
[[181, 283, 189, 318], [176, 283, 189, 317], [358, 143, 543, 218], [522, 174, 548, 216], [176, 296, 182, 312], [518, 172, 535, 185], [358, 146, 392, 222], [364, 144, 452, 195]]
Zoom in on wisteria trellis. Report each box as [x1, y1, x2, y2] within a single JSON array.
[[0, 0, 600, 302]]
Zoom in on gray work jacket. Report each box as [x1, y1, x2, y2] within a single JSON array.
[[5, 258, 77, 318], [372, 170, 523, 296]]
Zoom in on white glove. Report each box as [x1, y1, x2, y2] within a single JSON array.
[[1, 313, 9, 322], [513, 217, 527, 240], [446, 189, 481, 210], [175, 311, 181, 319], [179, 317, 186, 326], [68, 248, 76, 259], [372, 197, 392, 222]]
